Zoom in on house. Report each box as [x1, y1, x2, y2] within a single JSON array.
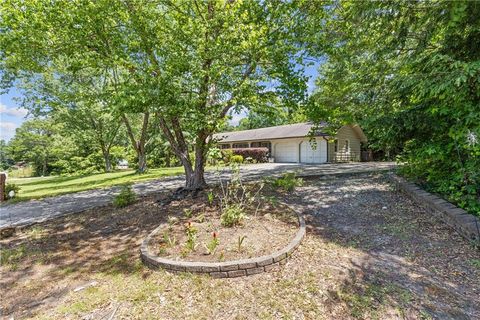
[[212, 122, 368, 163]]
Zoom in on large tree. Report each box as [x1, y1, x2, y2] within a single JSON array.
[[309, 1, 480, 215], [1, 0, 321, 190]]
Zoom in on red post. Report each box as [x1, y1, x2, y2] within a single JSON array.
[[0, 172, 5, 202]]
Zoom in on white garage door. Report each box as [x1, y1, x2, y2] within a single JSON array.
[[300, 139, 327, 163], [274, 142, 298, 163]]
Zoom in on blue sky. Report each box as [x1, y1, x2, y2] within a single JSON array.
[[229, 60, 321, 125], [0, 89, 29, 142], [0, 61, 320, 141]]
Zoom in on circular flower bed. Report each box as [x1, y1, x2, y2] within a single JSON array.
[[141, 209, 305, 278], [140, 182, 305, 278]]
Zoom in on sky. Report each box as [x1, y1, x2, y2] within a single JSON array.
[[229, 60, 321, 125], [0, 89, 29, 142], [0, 60, 321, 141]]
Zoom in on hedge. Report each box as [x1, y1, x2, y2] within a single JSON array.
[[223, 148, 269, 163]]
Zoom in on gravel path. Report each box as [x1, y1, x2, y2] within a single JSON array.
[[0, 162, 395, 229]]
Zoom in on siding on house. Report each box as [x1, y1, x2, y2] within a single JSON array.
[[327, 125, 363, 162]]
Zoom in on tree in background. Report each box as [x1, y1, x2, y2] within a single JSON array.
[[0, 140, 14, 170], [0, 0, 322, 190], [309, 1, 480, 215], [7, 118, 64, 176]]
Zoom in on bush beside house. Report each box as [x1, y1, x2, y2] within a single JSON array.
[[222, 148, 269, 164]]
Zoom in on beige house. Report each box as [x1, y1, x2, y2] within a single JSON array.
[[213, 122, 368, 163]]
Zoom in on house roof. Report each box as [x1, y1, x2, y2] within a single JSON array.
[[212, 122, 329, 143]]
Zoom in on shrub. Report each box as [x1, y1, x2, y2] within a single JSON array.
[[4, 183, 20, 199], [221, 149, 234, 163], [272, 172, 303, 191], [230, 155, 244, 164], [113, 185, 136, 207], [207, 147, 223, 165], [219, 165, 264, 227], [221, 203, 246, 227], [226, 148, 269, 163]]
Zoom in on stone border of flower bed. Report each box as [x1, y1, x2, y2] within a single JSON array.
[[387, 173, 480, 243], [140, 204, 306, 278]]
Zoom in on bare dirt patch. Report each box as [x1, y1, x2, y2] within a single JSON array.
[[148, 192, 297, 262]]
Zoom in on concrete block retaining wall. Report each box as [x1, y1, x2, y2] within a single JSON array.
[[388, 174, 480, 243], [140, 204, 306, 278]]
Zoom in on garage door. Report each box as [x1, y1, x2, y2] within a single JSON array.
[[274, 142, 298, 163], [300, 139, 327, 163]]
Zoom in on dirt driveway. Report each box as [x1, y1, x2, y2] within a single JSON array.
[[1, 172, 479, 319]]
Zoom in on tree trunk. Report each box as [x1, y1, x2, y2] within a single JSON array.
[[165, 150, 171, 167], [104, 156, 112, 172], [184, 134, 208, 190], [102, 148, 112, 172], [122, 113, 149, 174], [42, 158, 47, 176], [137, 148, 147, 173]]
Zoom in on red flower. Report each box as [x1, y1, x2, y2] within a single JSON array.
[[212, 232, 217, 238]]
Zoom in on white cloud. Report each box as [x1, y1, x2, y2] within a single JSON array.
[[0, 121, 18, 141], [229, 110, 247, 126], [0, 102, 28, 117]]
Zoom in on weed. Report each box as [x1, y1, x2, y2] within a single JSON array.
[[184, 222, 198, 252], [207, 191, 214, 206], [27, 226, 46, 240], [196, 213, 205, 223], [204, 232, 220, 255], [219, 164, 264, 227], [237, 235, 246, 252], [183, 208, 193, 218], [113, 185, 136, 208], [60, 266, 76, 275], [218, 251, 225, 261], [4, 183, 20, 199], [0, 245, 34, 270], [221, 203, 246, 227], [470, 259, 480, 269], [163, 231, 176, 248], [263, 195, 279, 206], [272, 172, 303, 192]]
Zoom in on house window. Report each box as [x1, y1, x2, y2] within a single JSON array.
[[232, 143, 249, 148], [345, 139, 350, 152], [334, 139, 338, 152], [220, 144, 231, 149]]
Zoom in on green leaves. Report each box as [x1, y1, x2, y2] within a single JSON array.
[[309, 0, 480, 216]]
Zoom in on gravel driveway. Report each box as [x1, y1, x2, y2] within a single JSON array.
[[0, 162, 395, 229], [283, 173, 480, 319]]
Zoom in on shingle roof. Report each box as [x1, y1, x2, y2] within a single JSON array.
[[212, 122, 328, 143]]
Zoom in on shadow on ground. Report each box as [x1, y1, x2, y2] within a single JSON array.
[[1, 171, 479, 319]]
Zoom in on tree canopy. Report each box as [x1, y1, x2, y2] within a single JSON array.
[[309, 0, 480, 215], [1, 0, 322, 188]]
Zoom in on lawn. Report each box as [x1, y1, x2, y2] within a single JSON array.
[[7, 167, 184, 201]]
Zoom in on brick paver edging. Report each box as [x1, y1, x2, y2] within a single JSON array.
[[140, 204, 306, 278], [387, 173, 480, 242]]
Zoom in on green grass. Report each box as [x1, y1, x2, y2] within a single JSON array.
[[6, 167, 184, 201], [0, 245, 36, 270]]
